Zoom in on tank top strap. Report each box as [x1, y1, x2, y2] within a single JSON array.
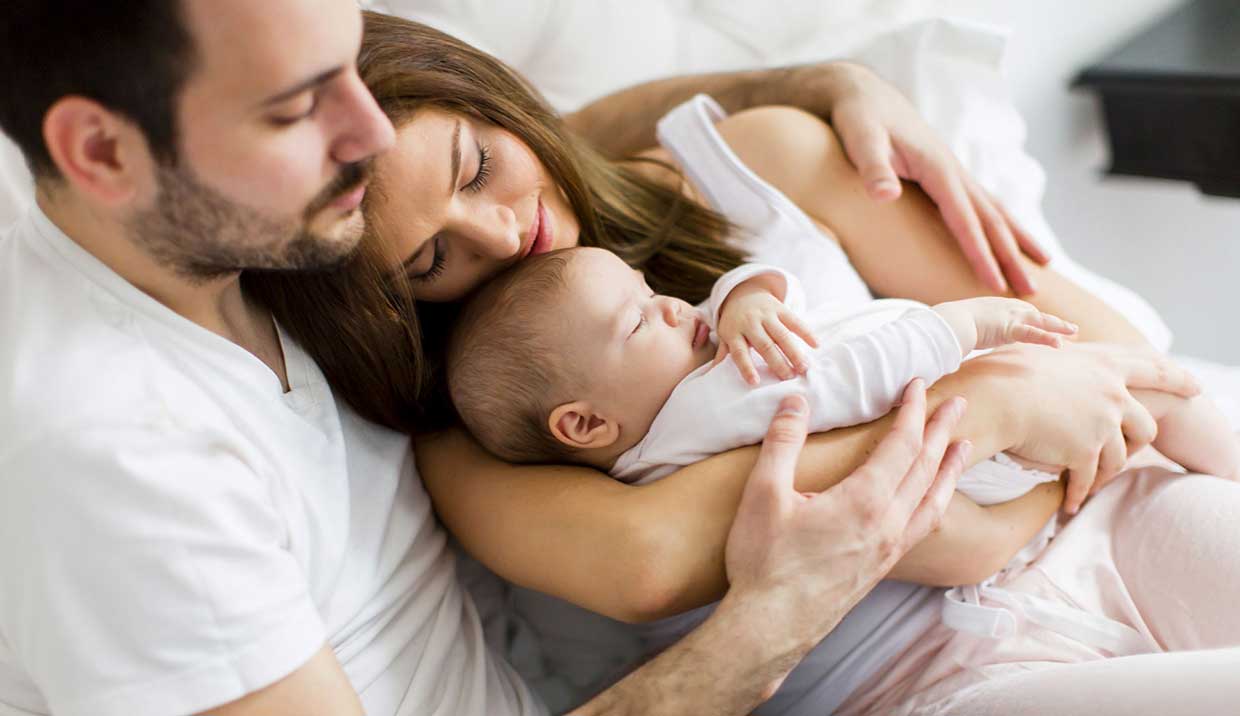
[[655, 94, 821, 240]]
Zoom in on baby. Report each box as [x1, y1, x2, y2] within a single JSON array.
[[448, 245, 1240, 716], [448, 246, 1239, 492]]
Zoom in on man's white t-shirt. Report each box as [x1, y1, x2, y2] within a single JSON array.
[[0, 207, 544, 716]]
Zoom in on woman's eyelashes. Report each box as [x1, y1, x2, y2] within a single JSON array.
[[415, 237, 447, 283], [464, 142, 492, 193]]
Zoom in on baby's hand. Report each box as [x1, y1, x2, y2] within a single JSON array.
[[933, 297, 1078, 354], [714, 278, 818, 385]]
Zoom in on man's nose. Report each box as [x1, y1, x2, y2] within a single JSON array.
[[330, 71, 396, 165]]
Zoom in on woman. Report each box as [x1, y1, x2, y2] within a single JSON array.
[[245, 12, 1239, 714]]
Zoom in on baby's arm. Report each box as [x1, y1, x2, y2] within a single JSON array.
[[708, 265, 819, 384], [1130, 389, 1240, 481], [932, 296, 1078, 355], [889, 479, 1064, 586]]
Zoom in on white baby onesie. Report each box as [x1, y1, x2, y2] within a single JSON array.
[[612, 263, 1061, 509]]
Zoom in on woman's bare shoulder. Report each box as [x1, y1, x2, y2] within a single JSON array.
[[713, 105, 849, 206]]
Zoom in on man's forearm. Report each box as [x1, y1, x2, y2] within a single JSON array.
[[563, 63, 857, 158], [570, 589, 830, 716]]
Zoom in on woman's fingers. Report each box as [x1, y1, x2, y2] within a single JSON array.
[[1120, 394, 1159, 454], [923, 172, 1006, 295], [1120, 352, 1202, 398], [1065, 448, 1102, 515], [1093, 429, 1129, 496]]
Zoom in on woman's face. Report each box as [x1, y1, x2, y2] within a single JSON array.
[[367, 107, 581, 302]]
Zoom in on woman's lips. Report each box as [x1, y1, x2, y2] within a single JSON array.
[[529, 200, 553, 256]]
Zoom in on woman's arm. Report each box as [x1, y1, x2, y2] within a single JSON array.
[[419, 360, 1016, 622]]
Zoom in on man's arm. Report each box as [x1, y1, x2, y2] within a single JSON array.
[[565, 62, 1048, 295], [572, 388, 965, 716]]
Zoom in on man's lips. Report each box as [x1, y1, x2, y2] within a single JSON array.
[[330, 182, 367, 211]]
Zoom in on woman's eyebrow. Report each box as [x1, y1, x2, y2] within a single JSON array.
[[447, 119, 462, 197]]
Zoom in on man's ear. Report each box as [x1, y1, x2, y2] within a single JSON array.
[[42, 96, 152, 206], [548, 401, 620, 450]]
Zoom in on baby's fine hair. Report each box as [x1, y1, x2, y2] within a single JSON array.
[[447, 249, 585, 464]]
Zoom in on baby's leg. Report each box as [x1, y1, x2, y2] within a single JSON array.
[[1131, 389, 1240, 480]]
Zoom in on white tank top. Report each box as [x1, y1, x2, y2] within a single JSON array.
[[652, 95, 943, 716]]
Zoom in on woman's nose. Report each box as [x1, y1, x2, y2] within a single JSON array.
[[458, 205, 520, 260]]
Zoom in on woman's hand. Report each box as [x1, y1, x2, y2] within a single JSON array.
[[989, 343, 1202, 514], [823, 63, 1050, 296], [714, 278, 818, 384], [725, 382, 967, 647]]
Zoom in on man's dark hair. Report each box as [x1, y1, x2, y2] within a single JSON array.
[[0, 1, 199, 178]]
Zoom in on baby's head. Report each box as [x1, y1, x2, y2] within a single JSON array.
[[448, 247, 715, 467]]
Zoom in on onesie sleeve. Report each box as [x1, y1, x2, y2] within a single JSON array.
[[0, 424, 327, 716], [702, 263, 805, 331], [801, 308, 964, 431]]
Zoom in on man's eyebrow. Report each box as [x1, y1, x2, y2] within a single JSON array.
[[259, 66, 345, 107], [448, 119, 462, 197]]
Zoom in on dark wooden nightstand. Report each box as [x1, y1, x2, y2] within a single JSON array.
[[1073, 0, 1240, 198]]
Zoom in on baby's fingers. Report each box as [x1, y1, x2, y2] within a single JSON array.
[[729, 337, 761, 386], [748, 327, 796, 381], [780, 310, 819, 349], [1011, 324, 1064, 349], [1029, 311, 1078, 337], [765, 317, 811, 375], [712, 341, 729, 367]]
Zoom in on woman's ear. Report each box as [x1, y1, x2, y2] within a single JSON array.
[[42, 96, 151, 206], [548, 401, 620, 450]]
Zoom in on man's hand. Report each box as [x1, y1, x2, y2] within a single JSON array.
[[725, 380, 968, 654], [823, 63, 1051, 296]]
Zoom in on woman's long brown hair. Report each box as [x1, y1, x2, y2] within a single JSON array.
[[245, 12, 745, 433]]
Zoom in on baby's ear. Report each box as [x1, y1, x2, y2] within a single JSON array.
[[549, 401, 620, 450]]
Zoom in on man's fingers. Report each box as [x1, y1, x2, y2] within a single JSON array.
[[996, 200, 1051, 266], [972, 189, 1035, 296], [836, 114, 901, 200], [901, 440, 970, 547], [747, 394, 811, 498], [924, 173, 1006, 294], [849, 380, 928, 496], [891, 396, 965, 519]]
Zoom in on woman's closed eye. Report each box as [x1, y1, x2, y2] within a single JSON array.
[[413, 237, 447, 283], [464, 142, 492, 193]]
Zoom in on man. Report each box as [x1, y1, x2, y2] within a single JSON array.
[[0, 2, 1145, 715]]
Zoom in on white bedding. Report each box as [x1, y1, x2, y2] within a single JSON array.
[[2, 6, 1236, 712]]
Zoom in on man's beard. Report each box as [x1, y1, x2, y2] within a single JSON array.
[[129, 160, 370, 282]]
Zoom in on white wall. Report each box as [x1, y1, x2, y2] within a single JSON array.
[[936, 0, 1240, 362]]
